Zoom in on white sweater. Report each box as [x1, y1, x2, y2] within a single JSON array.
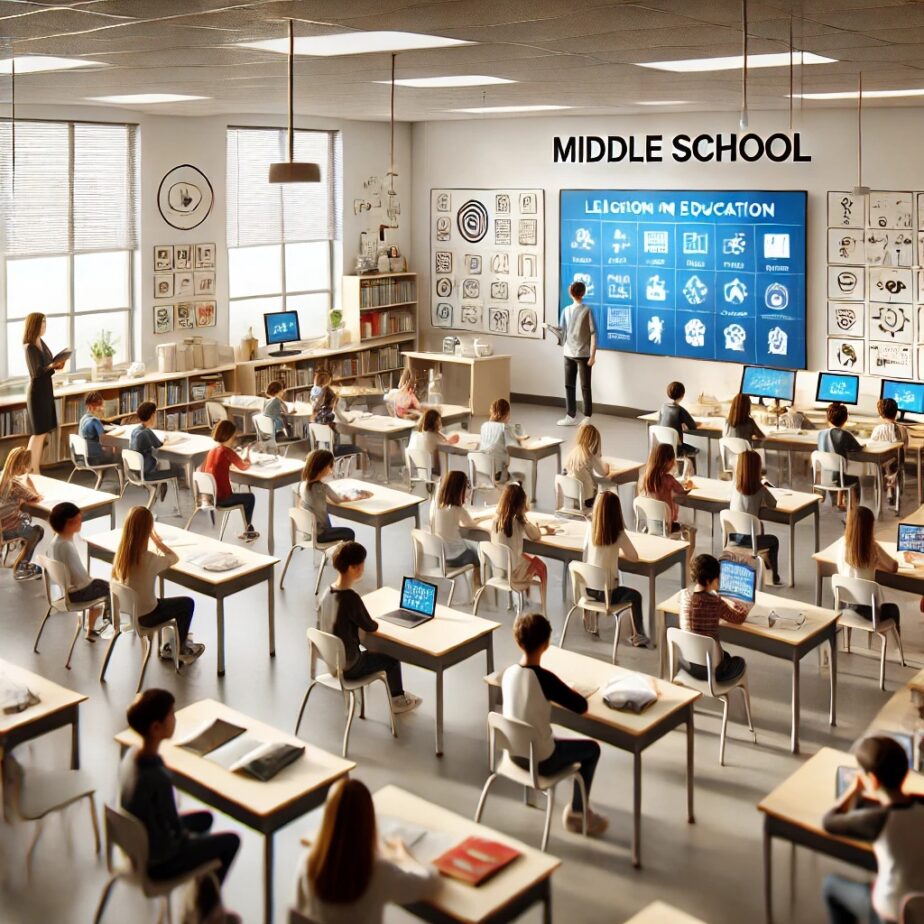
[[429, 503, 477, 560]]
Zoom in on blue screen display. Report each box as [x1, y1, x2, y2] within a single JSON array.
[[264, 311, 300, 345], [741, 366, 796, 402], [719, 559, 757, 604], [897, 524, 924, 553], [881, 379, 924, 415], [559, 189, 807, 369], [817, 372, 859, 405], [401, 578, 437, 616]]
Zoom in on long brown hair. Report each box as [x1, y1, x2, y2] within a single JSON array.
[[591, 490, 625, 547], [0, 446, 31, 498], [211, 419, 236, 444], [734, 449, 762, 496], [641, 443, 675, 496], [307, 779, 376, 904], [494, 481, 528, 538], [565, 422, 602, 473], [844, 505, 876, 570], [22, 313, 44, 345], [417, 408, 442, 433], [437, 470, 468, 508], [727, 393, 752, 428], [112, 506, 155, 582], [302, 449, 334, 484]]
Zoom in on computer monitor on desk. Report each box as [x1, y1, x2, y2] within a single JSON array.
[[264, 310, 301, 357], [740, 365, 796, 405], [880, 379, 924, 421], [816, 372, 859, 406]]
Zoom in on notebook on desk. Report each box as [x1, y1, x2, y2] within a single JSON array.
[[379, 577, 438, 628]]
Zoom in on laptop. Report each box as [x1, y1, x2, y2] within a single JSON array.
[[379, 577, 439, 628], [896, 523, 924, 570], [719, 559, 805, 628]]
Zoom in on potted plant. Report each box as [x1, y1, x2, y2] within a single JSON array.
[[328, 308, 345, 349], [89, 330, 118, 379]]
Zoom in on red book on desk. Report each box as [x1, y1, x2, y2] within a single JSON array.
[[433, 837, 520, 886]]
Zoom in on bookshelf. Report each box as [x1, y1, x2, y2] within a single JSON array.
[[343, 272, 417, 345]]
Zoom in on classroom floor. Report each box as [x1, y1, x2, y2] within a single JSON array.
[[1, 402, 920, 924]]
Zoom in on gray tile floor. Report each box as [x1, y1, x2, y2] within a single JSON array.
[[1, 403, 920, 924]]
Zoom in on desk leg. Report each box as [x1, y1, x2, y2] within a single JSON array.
[[71, 711, 80, 770], [383, 436, 390, 483], [764, 819, 773, 924], [110, 506, 115, 530], [647, 571, 656, 642], [657, 609, 667, 679], [486, 640, 496, 710], [555, 447, 562, 477], [267, 577, 275, 658], [541, 877, 552, 924], [814, 568, 822, 607], [790, 655, 800, 755], [263, 832, 274, 924], [435, 669, 444, 757], [829, 629, 838, 727], [414, 508, 421, 529], [814, 507, 820, 552], [788, 518, 795, 588], [632, 750, 642, 868], [375, 526, 383, 589], [562, 561, 568, 604], [217, 598, 226, 677], [266, 487, 275, 556], [686, 710, 695, 823]]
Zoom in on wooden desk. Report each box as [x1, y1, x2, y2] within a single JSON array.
[[0, 659, 86, 769], [657, 590, 838, 754], [486, 646, 699, 869], [103, 424, 215, 489], [812, 538, 924, 606], [115, 698, 354, 924], [404, 351, 511, 417], [679, 477, 821, 587], [859, 666, 924, 743], [464, 509, 689, 640], [86, 523, 278, 676], [326, 479, 425, 588], [228, 453, 304, 555], [758, 746, 924, 923], [25, 473, 119, 530], [362, 587, 500, 756], [637, 411, 725, 477], [623, 902, 709, 924]]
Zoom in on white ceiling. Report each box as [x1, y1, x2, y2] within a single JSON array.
[[2, 0, 924, 119]]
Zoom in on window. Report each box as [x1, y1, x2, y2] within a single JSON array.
[[226, 127, 342, 348], [0, 121, 138, 380]]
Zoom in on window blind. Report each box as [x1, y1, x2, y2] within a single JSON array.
[[226, 127, 342, 248], [0, 120, 138, 256]]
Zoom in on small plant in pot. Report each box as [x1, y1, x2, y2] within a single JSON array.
[[328, 308, 345, 349], [89, 330, 118, 379]]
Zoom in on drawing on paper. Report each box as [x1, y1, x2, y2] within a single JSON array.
[[827, 229, 864, 265], [517, 283, 537, 304], [490, 282, 508, 300], [496, 194, 511, 213], [491, 253, 510, 274], [870, 303, 913, 343], [435, 277, 452, 298], [494, 219, 511, 245], [462, 279, 480, 299], [518, 219, 538, 246], [868, 192, 913, 230], [517, 308, 539, 336], [435, 216, 451, 241], [457, 199, 489, 243], [488, 307, 510, 333], [870, 266, 913, 303], [465, 254, 482, 275], [869, 341, 913, 378], [435, 251, 452, 274], [828, 192, 864, 228], [828, 338, 863, 372], [457, 304, 483, 329], [520, 193, 537, 214], [432, 302, 453, 328], [436, 192, 451, 212], [519, 253, 537, 277], [153, 305, 173, 335], [827, 302, 864, 338]]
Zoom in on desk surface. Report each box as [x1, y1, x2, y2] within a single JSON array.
[[363, 587, 500, 658], [814, 538, 917, 573], [685, 477, 820, 515], [404, 351, 511, 367], [230, 453, 304, 483], [447, 432, 563, 455], [103, 424, 215, 457], [761, 430, 902, 455], [25, 474, 118, 515], [86, 523, 278, 587], [861, 666, 924, 740], [0, 659, 86, 739], [623, 902, 709, 924], [330, 478, 425, 517], [115, 699, 354, 820], [637, 411, 724, 432]]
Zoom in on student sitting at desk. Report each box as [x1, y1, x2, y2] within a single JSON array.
[[113, 506, 205, 664], [262, 380, 290, 440], [299, 449, 371, 545], [130, 401, 184, 500], [49, 502, 111, 639], [729, 449, 782, 586], [822, 735, 924, 924], [491, 482, 553, 614], [724, 393, 765, 443], [871, 398, 908, 507], [563, 422, 611, 507], [429, 471, 481, 576], [408, 408, 459, 476], [503, 611, 607, 836], [312, 370, 338, 426], [582, 491, 647, 645], [200, 420, 260, 543], [319, 541, 421, 713], [393, 369, 422, 420], [818, 403, 863, 509], [120, 688, 241, 924], [479, 398, 529, 482], [79, 391, 117, 464], [678, 553, 749, 682], [0, 446, 44, 582], [658, 381, 698, 474], [295, 778, 438, 924], [637, 443, 695, 548]]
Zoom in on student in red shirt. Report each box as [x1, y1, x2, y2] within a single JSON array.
[[200, 420, 260, 543]]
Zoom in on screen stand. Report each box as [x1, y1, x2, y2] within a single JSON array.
[[268, 342, 300, 357]]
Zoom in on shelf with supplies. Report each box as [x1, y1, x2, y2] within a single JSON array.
[[344, 272, 417, 311]]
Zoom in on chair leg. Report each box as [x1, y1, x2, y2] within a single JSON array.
[[93, 470, 104, 491], [218, 511, 230, 541], [559, 605, 578, 647], [145, 486, 157, 510], [541, 788, 555, 852], [472, 586, 486, 615], [294, 681, 318, 735], [474, 773, 498, 823], [65, 614, 83, 669], [314, 554, 328, 596], [136, 637, 153, 694], [611, 613, 624, 665], [358, 686, 366, 719], [447, 578, 455, 608], [719, 696, 730, 767], [879, 632, 888, 691], [93, 875, 120, 924], [67, 467, 77, 484], [172, 480, 182, 516], [89, 794, 101, 855], [98, 628, 121, 682], [382, 678, 398, 737], [279, 545, 299, 590], [895, 626, 906, 667], [33, 607, 54, 653], [844, 627, 852, 653], [183, 508, 200, 532], [740, 682, 756, 739], [342, 691, 357, 758]]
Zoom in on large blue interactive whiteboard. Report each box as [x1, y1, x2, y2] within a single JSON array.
[[559, 189, 807, 369]]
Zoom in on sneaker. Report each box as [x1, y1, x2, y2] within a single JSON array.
[[562, 806, 609, 837], [239, 527, 260, 543], [629, 632, 652, 649], [557, 415, 579, 427], [159, 642, 176, 661], [13, 563, 41, 582], [391, 692, 422, 714], [179, 642, 206, 664], [582, 415, 593, 423]]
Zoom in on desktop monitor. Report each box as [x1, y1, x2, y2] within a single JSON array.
[[740, 365, 796, 404], [399, 577, 438, 618], [897, 523, 924, 554], [880, 379, 924, 419], [719, 558, 757, 605], [263, 310, 301, 357], [816, 372, 859, 406]]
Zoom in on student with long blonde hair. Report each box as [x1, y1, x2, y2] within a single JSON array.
[[0, 445, 44, 581], [295, 778, 438, 922], [564, 422, 612, 507], [429, 471, 480, 578], [112, 506, 203, 663], [724, 393, 765, 442], [837, 505, 901, 627], [408, 408, 459, 476], [729, 449, 782, 585], [638, 443, 694, 542]]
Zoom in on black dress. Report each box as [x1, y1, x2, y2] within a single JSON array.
[[25, 340, 57, 436]]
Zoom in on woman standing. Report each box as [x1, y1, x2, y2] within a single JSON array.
[[23, 313, 66, 474]]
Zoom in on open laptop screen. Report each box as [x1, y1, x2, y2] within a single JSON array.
[[719, 559, 757, 605], [400, 577, 437, 617], [897, 524, 924, 554]]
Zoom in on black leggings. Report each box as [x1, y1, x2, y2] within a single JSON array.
[[139, 596, 194, 646], [840, 602, 901, 628], [317, 526, 355, 544], [729, 532, 780, 578], [69, 578, 111, 619], [586, 585, 644, 635], [564, 357, 593, 418], [681, 650, 746, 683], [513, 737, 601, 811], [218, 492, 255, 528], [343, 650, 404, 697]]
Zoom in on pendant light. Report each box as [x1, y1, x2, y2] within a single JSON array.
[[853, 72, 870, 197], [738, 0, 749, 129], [268, 20, 320, 184]]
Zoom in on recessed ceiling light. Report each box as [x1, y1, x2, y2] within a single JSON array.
[[238, 31, 471, 57], [792, 88, 924, 99], [374, 75, 514, 88], [87, 94, 210, 104], [447, 104, 572, 114], [0, 55, 104, 75], [636, 51, 836, 73], [636, 100, 691, 106]]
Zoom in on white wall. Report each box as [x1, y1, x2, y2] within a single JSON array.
[[411, 108, 924, 412]]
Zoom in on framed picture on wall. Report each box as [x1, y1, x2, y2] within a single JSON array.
[[195, 243, 216, 269], [154, 274, 174, 299], [174, 272, 194, 298], [154, 245, 173, 271], [195, 301, 216, 327], [175, 302, 195, 329], [174, 245, 192, 270], [153, 304, 173, 335], [194, 271, 216, 296]]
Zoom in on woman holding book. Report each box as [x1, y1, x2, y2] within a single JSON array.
[[23, 312, 67, 474]]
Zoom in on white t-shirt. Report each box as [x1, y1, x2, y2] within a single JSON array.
[[835, 537, 896, 582], [118, 548, 177, 616], [490, 516, 542, 581], [49, 535, 92, 592], [429, 503, 477, 559], [408, 430, 441, 456], [582, 526, 638, 587]]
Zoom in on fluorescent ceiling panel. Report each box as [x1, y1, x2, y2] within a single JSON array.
[[636, 100, 692, 105], [88, 94, 209, 104], [375, 75, 514, 87], [447, 104, 572, 113], [636, 51, 836, 73], [792, 88, 924, 99], [0, 56, 103, 75], [238, 31, 471, 56]]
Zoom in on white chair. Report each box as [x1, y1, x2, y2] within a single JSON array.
[[474, 711, 586, 851], [633, 496, 682, 539], [472, 541, 543, 615], [554, 474, 587, 518], [34, 554, 110, 670], [900, 893, 924, 924], [279, 507, 342, 594], [411, 528, 476, 607], [405, 446, 438, 496], [310, 423, 369, 477], [68, 434, 123, 492], [294, 628, 397, 758], [205, 400, 229, 427], [718, 436, 750, 480], [122, 449, 181, 515], [98, 581, 182, 692], [309, 423, 335, 452], [650, 425, 694, 478], [810, 450, 880, 512], [184, 471, 248, 540], [2, 751, 100, 870], [253, 412, 291, 456], [719, 510, 774, 584], [467, 451, 528, 505], [666, 626, 755, 766], [559, 561, 635, 663], [93, 804, 222, 924], [831, 574, 905, 690]]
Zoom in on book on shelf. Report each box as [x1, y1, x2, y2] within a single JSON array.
[[0, 408, 28, 437], [432, 837, 520, 886], [103, 398, 120, 419], [358, 276, 416, 308]]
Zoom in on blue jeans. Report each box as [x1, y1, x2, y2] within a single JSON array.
[[822, 874, 882, 924]]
